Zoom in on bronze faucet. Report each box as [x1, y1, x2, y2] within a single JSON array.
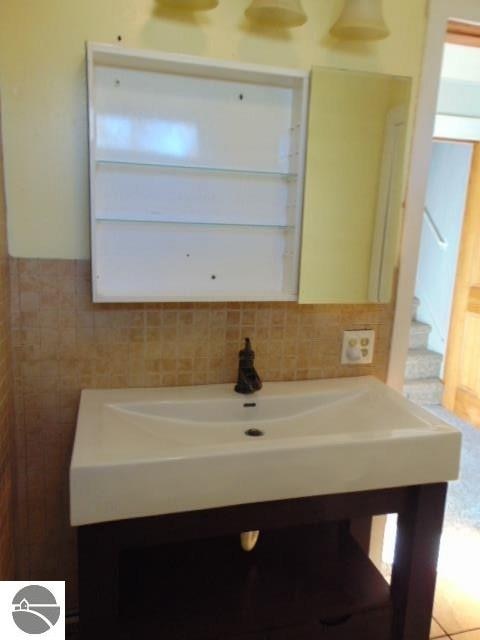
[[235, 338, 262, 394]]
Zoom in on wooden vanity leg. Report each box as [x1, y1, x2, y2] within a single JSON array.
[[390, 483, 447, 640], [78, 525, 120, 640]]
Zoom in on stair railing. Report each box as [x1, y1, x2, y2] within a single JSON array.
[[424, 206, 448, 249]]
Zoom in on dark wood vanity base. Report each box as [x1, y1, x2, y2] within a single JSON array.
[[78, 483, 447, 640]]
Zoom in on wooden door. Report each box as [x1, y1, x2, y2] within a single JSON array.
[[444, 143, 480, 425]]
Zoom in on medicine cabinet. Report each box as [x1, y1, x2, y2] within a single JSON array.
[[87, 43, 309, 302], [299, 67, 412, 304]]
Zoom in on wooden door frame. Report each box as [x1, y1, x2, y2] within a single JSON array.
[[388, 0, 480, 391], [447, 20, 480, 47], [443, 143, 480, 412]]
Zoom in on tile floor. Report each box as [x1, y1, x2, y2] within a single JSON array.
[[433, 631, 480, 640], [426, 406, 480, 639], [431, 573, 480, 638]]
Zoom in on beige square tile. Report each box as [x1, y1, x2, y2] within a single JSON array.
[[450, 631, 480, 639], [434, 576, 480, 636], [161, 372, 176, 386], [430, 618, 446, 638], [226, 326, 241, 341], [19, 291, 39, 313], [160, 326, 177, 341]]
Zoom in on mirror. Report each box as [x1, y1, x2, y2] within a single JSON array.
[[299, 67, 412, 303]]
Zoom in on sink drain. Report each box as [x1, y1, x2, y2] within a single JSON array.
[[245, 428, 264, 437]]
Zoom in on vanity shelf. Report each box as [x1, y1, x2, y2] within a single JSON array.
[[119, 525, 392, 640], [87, 44, 309, 303]]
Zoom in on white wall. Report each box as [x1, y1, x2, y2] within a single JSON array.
[[435, 43, 480, 139], [441, 42, 480, 83]]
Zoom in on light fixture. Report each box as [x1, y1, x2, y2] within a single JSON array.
[[160, 0, 219, 10], [330, 0, 390, 41], [245, 0, 307, 28]]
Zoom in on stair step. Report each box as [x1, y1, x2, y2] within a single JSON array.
[[412, 297, 420, 321], [405, 349, 443, 380], [404, 377, 444, 406], [409, 321, 431, 350]]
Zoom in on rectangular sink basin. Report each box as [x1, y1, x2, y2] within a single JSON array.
[[70, 376, 461, 526]]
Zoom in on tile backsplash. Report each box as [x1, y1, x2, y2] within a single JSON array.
[[10, 257, 395, 609]]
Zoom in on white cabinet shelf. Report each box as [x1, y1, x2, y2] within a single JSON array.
[[96, 159, 298, 180], [87, 44, 309, 302], [96, 218, 293, 229]]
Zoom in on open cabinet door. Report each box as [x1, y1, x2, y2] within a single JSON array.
[[444, 143, 480, 425]]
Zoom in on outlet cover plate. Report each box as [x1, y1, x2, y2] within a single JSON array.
[[341, 330, 375, 365]]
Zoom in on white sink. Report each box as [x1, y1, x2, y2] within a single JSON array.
[[70, 376, 461, 526], [111, 389, 359, 425]]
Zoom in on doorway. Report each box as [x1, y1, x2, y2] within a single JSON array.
[[405, 138, 473, 406], [387, 16, 480, 637], [405, 37, 480, 423]]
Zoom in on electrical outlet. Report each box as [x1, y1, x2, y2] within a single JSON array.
[[341, 330, 375, 365]]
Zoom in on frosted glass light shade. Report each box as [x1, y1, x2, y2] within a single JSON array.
[[245, 0, 307, 28], [161, 0, 219, 10], [330, 0, 390, 41]]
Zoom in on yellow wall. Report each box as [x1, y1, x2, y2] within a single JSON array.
[[0, 0, 427, 259]]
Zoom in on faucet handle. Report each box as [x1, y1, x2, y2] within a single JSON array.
[[239, 337, 254, 360], [235, 337, 262, 394]]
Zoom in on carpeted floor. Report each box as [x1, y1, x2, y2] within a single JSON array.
[[428, 405, 480, 530]]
